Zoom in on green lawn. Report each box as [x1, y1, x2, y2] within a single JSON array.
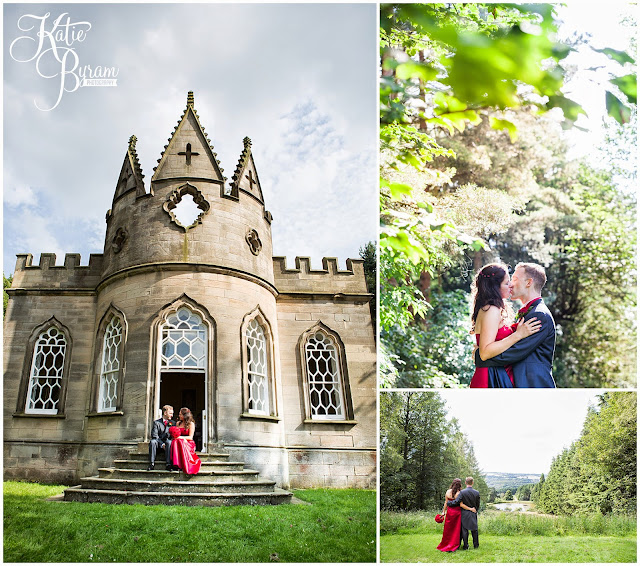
[[381, 510, 637, 563], [3, 481, 376, 563], [381, 532, 637, 563]]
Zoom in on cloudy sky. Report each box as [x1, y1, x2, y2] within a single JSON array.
[[3, 3, 377, 275], [438, 389, 609, 475]]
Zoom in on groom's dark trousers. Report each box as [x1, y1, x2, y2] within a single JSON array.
[[447, 486, 481, 549]]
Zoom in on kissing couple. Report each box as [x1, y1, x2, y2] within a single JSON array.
[[437, 477, 481, 552], [470, 262, 556, 388]]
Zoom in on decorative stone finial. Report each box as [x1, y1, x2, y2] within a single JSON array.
[[243, 136, 252, 148], [187, 91, 194, 106], [128, 135, 137, 149]]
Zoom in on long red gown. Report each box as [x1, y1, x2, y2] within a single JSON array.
[[169, 426, 201, 474], [470, 325, 515, 388], [437, 497, 461, 552]]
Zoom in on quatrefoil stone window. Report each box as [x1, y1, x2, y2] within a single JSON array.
[[246, 229, 262, 256], [163, 184, 210, 231]]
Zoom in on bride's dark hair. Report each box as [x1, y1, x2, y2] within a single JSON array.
[[471, 263, 513, 331], [178, 407, 194, 428], [450, 478, 462, 498]]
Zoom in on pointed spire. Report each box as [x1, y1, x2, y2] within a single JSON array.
[[112, 134, 146, 203], [127, 135, 145, 186], [152, 91, 226, 183], [230, 136, 264, 204]]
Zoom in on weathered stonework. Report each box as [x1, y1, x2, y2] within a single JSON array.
[[3, 92, 376, 489]]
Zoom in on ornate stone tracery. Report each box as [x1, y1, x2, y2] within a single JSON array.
[[163, 183, 211, 231], [246, 229, 262, 255]]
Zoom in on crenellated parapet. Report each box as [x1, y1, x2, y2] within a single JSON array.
[[272, 256, 370, 296], [10, 253, 103, 291]]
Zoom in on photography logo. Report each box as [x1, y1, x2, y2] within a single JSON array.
[[9, 12, 120, 111]]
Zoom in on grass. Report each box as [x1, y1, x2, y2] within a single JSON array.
[[3, 481, 376, 563], [380, 510, 637, 563]]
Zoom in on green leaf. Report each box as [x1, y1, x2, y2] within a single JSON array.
[[388, 182, 414, 200], [489, 117, 518, 142], [605, 91, 632, 125], [592, 47, 635, 65], [395, 61, 438, 82], [417, 202, 434, 213], [610, 74, 637, 105], [546, 95, 587, 123]]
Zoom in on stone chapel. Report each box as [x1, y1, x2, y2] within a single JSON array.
[[3, 92, 376, 490]]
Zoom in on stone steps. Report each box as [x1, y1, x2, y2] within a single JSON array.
[[80, 477, 275, 493], [98, 468, 260, 482], [125, 452, 231, 463], [112, 459, 246, 471], [63, 487, 293, 507], [63, 449, 292, 506]]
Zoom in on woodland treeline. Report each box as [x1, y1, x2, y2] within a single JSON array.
[[380, 391, 488, 511], [380, 4, 637, 388], [531, 392, 636, 516]]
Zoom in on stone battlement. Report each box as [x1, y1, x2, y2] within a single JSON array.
[[273, 256, 369, 295], [10, 253, 104, 290]]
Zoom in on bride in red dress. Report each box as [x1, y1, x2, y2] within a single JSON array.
[[437, 478, 476, 552], [169, 407, 201, 474], [469, 263, 541, 388]]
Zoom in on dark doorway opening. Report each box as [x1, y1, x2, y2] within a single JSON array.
[[159, 371, 206, 451]]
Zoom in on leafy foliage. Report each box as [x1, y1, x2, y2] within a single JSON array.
[[359, 241, 377, 330], [3, 273, 12, 317], [533, 392, 637, 516], [379, 4, 637, 388], [380, 391, 488, 511]]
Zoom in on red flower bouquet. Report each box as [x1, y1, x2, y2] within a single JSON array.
[[435, 514, 445, 523], [168, 426, 182, 439]]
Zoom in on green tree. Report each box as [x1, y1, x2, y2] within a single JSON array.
[[4, 273, 12, 317], [380, 391, 488, 510], [379, 4, 636, 388], [359, 241, 377, 332], [504, 489, 513, 501]]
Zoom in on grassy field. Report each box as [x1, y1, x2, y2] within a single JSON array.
[[380, 510, 637, 563], [4, 481, 376, 563]]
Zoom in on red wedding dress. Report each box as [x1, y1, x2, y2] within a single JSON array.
[[437, 496, 461, 552], [169, 427, 201, 474], [470, 325, 515, 388]]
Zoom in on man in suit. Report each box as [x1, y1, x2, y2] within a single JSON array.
[[475, 262, 557, 388], [148, 404, 175, 470], [447, 476, 481, 549]]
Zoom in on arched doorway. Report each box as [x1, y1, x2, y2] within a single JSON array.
[[154, 304, 212, 452]]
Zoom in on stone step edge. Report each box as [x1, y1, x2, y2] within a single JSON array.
[[115, 460, 245, 466], [99, 467, 254, 475], [82, 477, 276, 487], [65, 487, 292, 498]]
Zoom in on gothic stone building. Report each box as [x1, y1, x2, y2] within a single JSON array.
[[3, 92, 376, 489]]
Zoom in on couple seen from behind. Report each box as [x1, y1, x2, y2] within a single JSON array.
[[148, 405, 201, 474], [470, 262, 556, 388], [437, 477, 481, 552]]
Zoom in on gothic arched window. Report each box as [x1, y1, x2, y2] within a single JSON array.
[[25, 326, 67, 414], [247, 319, 269, 414], [98, 316, 124, 412], [161, 307, 207, 370], [241, 307, 277, 418], [300, 323, 353, 421]]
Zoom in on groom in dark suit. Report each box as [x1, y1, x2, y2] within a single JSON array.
[[447, 476, 481, 549], [475, 262, 556, 388], [148, 405, 175, 470]]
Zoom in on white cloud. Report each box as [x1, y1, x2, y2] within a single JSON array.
[[3, 3, 376, 274]]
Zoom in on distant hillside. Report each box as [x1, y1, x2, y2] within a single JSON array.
[[485, 472, 541, 491]]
